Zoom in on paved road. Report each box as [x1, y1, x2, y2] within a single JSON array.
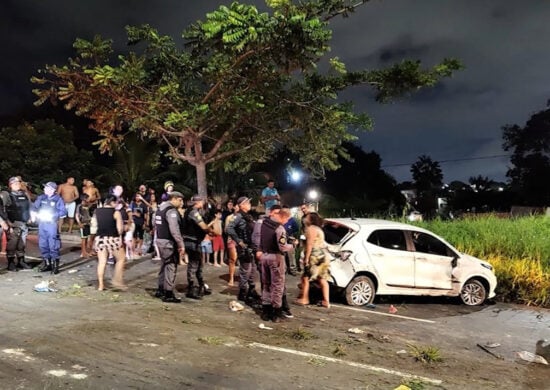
[[0, 234, 548, 389]]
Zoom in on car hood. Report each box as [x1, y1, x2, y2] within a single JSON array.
[[460, 253, 493, 270]]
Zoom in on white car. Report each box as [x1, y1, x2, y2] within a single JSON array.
[[324, 218, 497, 306]]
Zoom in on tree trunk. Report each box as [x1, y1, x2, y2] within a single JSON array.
[[195, 161, 208, 198]]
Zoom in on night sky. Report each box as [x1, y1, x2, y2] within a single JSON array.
[[2, 0, 549, 183]]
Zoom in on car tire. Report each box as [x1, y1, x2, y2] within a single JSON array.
[[345, 276, 375, 306], [460, 279, 487, 306]]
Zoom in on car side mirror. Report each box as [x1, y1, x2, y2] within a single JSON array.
[[451, 256, 458, 268]]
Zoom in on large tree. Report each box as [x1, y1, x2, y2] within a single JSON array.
[[32, 0, 461, 197], [410, 154, 443, 217], [502, 102, 550, 206]]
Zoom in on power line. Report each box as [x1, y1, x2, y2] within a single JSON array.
[[381, 154, 511, 168]]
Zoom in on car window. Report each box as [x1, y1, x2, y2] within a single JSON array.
[[411, 231, 454, 257], [323, 223, 351, 245], [367, 229, 407, 251]]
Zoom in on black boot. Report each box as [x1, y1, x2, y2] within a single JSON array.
[[198, 283, 212, 297], [39, 259, 52, 273], [247, 286, 261, 302], [162, 290, 182, 303], [186, 284, 202, 300], [271, 307, 286, 323], [52, 259, 60, 275], [261, 305, 273, 322], [16, 256, 32, 270], [7, 257, 17, 272], [154, 286, 165, 299], [237, 288, 247, 302]]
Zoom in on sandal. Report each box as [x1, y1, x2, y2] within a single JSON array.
[[294, 299, 310, 306], [317, 301, 331, 309]]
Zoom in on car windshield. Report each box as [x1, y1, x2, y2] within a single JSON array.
[[322, 222, 353, 245]]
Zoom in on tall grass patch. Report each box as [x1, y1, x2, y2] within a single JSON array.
[[413, 215, 550, 307]]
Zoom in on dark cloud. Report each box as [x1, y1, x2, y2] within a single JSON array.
[[2, 0, 549, 183]]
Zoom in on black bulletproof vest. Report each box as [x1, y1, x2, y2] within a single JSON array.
[[183, 207, 205, 242], [7, 191, 30, 222], [155, 205, 175, 240], [95, 207, 118, 237], [260, 218, 280, 254]]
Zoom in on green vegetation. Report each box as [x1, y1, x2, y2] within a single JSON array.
[[407, 344, 443, 364], [415, 215, 550, 307]]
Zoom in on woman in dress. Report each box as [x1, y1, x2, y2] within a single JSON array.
[[91, 196, 126, 291], [295, 212, 331, 308]]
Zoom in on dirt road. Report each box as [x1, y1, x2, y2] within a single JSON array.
[[0, 237, 548, 389]]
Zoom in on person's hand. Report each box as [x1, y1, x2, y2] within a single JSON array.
[[1, 221, 8, 231], [256, 251, 263, 260], [238, 241, 247, 249]]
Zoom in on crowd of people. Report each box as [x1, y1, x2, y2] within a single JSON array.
[[0, 176, 334, 322]]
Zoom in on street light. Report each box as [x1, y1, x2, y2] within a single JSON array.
[[306, 189, 320, 212]]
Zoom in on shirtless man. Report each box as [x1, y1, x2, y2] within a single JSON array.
[[83, 180, 101, 206], [57, 177, 80, 233]]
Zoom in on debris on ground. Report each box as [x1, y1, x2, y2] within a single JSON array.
[[484, 342, 501, 348], [364, 303, 376, 309], [396, 349, 408, 354], [347, 328, 364, 334], [515, 350, 548, 365], [258, 323, 273, 330], [536, 339, 550, 361], [228, 300, 244, 312], [477, 343, 503, 359], [389, 305, 398, 314], [68, 269, 78, 274], [33, 280, 58, 292]]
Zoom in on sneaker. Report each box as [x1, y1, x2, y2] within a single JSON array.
[[107, 256, 115, 265], [282, 309, 294, 318]]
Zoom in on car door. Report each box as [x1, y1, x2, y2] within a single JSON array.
[[366, 229, 415, 288], [409, 231, 454, 289]]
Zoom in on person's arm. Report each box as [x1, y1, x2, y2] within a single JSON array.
[[226, 215, 242, 245], [166, 209, 185, 250], [276, 225, 293, 253], [304, 226, 315, 266], [113, 210, 124, 236], [75, 205, 82, 226], [72, 187, 80, 202]]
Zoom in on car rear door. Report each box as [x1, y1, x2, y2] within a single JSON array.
[[409, 231, 453, 289], [366, 229, 415, 287]]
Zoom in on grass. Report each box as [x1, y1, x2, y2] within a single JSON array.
[[289, 326, 316, 341], [332, 343, 347, 357], [412, 215, 550, 307], [197, 336, 225, 345], [407, 344, 443, 364]]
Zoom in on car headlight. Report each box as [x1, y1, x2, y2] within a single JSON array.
[[481, 263, 493, 271]]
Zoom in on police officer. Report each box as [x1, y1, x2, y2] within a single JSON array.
[[182, 195, 214, 299], [0, 187, 12, 270], [154, 191, 186, 303], [2, 177, 33, 271], [32, 182, 67, 274], [226, 196, 261, 303], [259, 205, 295, 322]]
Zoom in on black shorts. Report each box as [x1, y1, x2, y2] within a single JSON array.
[[133, 223, 144, 240]]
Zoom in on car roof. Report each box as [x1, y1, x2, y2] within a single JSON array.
[[324, 218, 431, 233]]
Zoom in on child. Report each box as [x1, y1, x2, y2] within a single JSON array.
[[208, 209, 225, 267], [75, 194, 92, 258]]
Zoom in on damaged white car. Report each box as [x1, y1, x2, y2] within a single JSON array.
[[324, 218, 497, 306]]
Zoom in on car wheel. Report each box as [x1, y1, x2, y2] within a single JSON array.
[[345, 276, 375, 306], [460, 279, 487, 306]]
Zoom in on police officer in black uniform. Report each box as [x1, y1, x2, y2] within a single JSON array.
[[182, 195, 214, 299], [155, 191, 186, 303], [1, 177, 32, 271], [227, 196, 261, 304]]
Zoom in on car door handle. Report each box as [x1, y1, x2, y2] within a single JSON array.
[[416, 256, 427, 260], [371, 252, 384, 257]]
